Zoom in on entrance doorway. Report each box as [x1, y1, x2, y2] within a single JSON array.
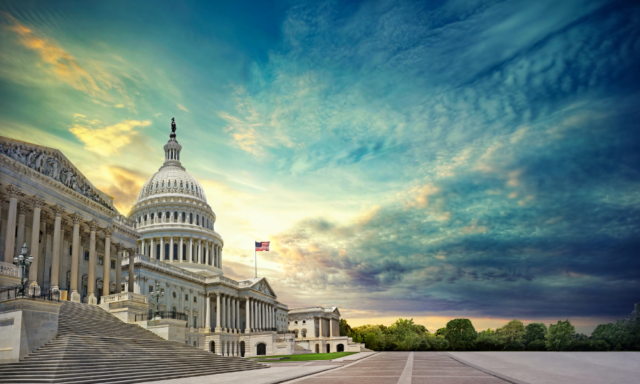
[[210, 341, 215, 353], [256, 343, 266, 356], [240, 341, 245, 357], [326, 344, 330, 353], [315, 344, 319, 353], [337, 344, 344, 352]]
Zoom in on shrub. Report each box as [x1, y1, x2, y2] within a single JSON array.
[[503, 341, 525, 351], [527, 340, 547, 351]]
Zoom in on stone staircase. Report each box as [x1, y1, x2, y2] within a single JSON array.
[[0, 301, 268, 383]]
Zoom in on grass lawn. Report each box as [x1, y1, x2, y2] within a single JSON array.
[[251, 352, 358, 362]]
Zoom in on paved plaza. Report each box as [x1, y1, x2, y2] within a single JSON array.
[[289, 352, 512, 384]]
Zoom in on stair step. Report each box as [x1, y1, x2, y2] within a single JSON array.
[[1, 301, 267, 383]]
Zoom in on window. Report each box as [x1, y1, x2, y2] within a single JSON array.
[[172, 291, 177, 298], [174, 181, 177, 187], [110, 259, 116, 269], [193, 316, 197, 328], [84, 251, 89, 261], [303, 320, 306, 324], [174, 211, 178, 221], [149, 285, 154, 293], [193, 296, 197, 303], [185, 294, 189, 301], [98, 255, 104, 265], [182, 212, 185, 222], [69, 246, 72, 256], [295, 321, 298, 325], [162, 181, 164, 188]]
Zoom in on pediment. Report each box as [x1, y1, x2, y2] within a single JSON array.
[[250, 277, 276, 298]]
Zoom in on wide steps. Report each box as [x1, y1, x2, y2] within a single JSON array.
[[0, 301, 267, 383]]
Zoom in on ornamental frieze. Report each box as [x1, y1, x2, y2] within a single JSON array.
[[0, 137, 114, 211]]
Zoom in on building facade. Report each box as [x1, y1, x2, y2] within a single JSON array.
[[0, 121, 364, 357]]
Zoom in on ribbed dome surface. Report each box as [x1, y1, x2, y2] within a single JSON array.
[[136, 164, 207, 203]]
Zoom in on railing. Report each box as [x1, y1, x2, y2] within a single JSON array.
[[0, 261, 19, 277], [0, 286, 61, 303], [135, 310, 187, 322]]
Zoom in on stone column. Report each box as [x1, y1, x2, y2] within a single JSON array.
[[253, 300, 257, 330], [189, 237, 193, 263], [198, 240, 203, 264], [50, 206, 64, 290], [150, 237, 155, 259], [219, 246, 222, 271], [128, 248, 135, 293], [319, 317, 324, 339], [236, 298, 240, 331], [28, 196, 45, 287], [15, 202, 28, 257], [86, 221, 100, 304], [221, 294, 226, 331], [3, 185, 21, 263], [115, 244, 123, 293], [330, 318, 334, 337], [215, 293, 222, 332], [102, 227, 113, 297], [229, 297, 234, 332], [159, 237, 164, 261], [225, 296, 233, 333], [245, 298, 251, 333], [169, 237, 174, 262], [69, 214, 83, 302], [179, 237, 183, 262], [205, 294, 211, 332]]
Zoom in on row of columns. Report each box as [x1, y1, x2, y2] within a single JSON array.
[[139, 237, 221, 268], [2, 185, 136, 303], [204, 294, 276, 333], [217, 340, 243, 357]]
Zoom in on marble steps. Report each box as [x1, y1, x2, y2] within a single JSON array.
[[0, 301, 267, 383]]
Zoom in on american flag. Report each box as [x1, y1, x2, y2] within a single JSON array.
[[255, 241, 270, 251]]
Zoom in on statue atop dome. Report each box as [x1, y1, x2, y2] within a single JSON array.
[[170, 117, 177, 139]]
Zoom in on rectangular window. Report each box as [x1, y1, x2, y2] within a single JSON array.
[[98, 255, 104, 265], [193, 296, 197, 303], [149, 285, 154, 293], [110, 259, 116, 269], [84, 251, 89, 261], [185, 294, 189, 301], [193, 316, 197, 328], [69, 246, 72, 256]]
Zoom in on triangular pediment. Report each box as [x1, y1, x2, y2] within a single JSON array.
[[244, 277, 276, 298]]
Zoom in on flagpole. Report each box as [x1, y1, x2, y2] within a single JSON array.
[[255, 247, 257, 278]]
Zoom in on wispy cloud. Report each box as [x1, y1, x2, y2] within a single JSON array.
[[69, 117, 152, 156]]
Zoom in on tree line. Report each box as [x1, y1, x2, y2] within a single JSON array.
[[339, 303, 640, 352]]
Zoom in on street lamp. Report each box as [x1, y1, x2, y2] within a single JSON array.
[[150, 281, 164, 319], [13, 243, 33, 297]]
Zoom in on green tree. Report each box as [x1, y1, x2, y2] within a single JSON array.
[[546, 320, 575, 351], [475, 330, 503, 351], [497, 320, 525, 345], [523, 323, 547, 345], [339, 319, 352, 337], [444, 318, 477, 351], [435, 327, 447, 336]]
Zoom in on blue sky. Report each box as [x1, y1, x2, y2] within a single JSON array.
[[1, 0, 639, 333]]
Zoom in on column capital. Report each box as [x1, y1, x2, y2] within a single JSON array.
[[115, 243, 125, 252], [103, 227, 115, 238], [40, 211, 50, 222], [29, 195, 46, 208], [17, 202, 29, 215], [69, 213, 84, 225], [6, 184, 22, 198], [87, 220, 100, 232], [46, 223, 54, 235], [51, 204, 66, 216]]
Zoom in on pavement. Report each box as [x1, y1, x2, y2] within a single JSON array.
[[449, 351, 640, 384], [287, 352, 512, 384], [142, 351, 640, 384]]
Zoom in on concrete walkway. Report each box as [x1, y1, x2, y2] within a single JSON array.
[[288, 352, 510, 384], [140, 364, 338, 384], [332, 351, 377, 361], [449, 352, 640, 384]]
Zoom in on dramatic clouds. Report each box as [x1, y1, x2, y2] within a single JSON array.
[[0, 0, 639, 332]]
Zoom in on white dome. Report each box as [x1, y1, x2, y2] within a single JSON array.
[[136, 164, 207, 204]]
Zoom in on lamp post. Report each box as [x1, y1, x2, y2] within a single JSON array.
[[151, 281, 164, 319], [13, 243, 34, 297]]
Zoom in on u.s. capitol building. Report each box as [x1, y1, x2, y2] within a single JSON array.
[[0, 120, 365, 359]]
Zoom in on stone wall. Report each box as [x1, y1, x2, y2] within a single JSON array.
[[0, 298, 61, 364]]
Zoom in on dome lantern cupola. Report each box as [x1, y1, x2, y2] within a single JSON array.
[[163, 117, 182, 166]]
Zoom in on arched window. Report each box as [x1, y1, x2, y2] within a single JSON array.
[[166, 211, 170, 222], [156, 244, 161, 259], [174, 211, 178, 222], [173, 243, 178, 260], [150, 213, 155, 220], [174, 180, 177, 187], [182, 212, 185, 222], [150, 184, 153, 191], [196, 215, 199, 225], [186, 182, 189, 189], [162, 181, 164, 188], [180, 181, 183, 188], [190, 213, 193, 224], [164, 243, 170, 260]]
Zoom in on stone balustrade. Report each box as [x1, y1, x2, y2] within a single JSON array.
[[0, 261, 19, 277]]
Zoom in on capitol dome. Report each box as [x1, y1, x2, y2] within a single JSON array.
[[128, 118, 224, 277]]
